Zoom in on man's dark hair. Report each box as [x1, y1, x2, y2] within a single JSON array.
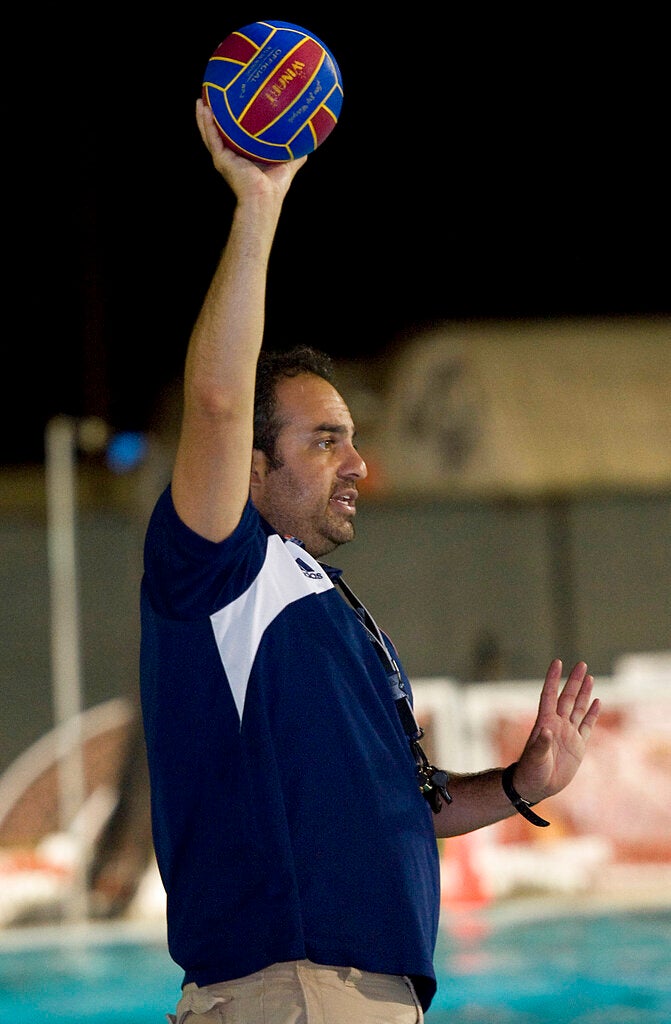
[[254, 345, 335, 469]]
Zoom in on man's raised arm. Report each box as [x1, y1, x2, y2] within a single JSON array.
[[171, 100, 307, 542]]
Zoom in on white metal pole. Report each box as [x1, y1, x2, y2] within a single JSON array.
[[44, 415, 88, 922]]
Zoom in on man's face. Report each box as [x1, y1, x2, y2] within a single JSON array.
[[250, 373, 367, 558]]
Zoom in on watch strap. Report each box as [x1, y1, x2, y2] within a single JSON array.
[[501, 762, 551, 827]]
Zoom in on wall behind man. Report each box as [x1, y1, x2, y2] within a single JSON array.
[[1, 488, 146, 779], [334, 489, 671, 683]]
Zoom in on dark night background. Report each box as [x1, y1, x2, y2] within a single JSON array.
[[4, 7, 668, 465]]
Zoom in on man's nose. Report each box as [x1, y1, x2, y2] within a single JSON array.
[[340, 444, 367, 479]]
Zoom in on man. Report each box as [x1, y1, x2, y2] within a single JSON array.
[[139, 99, 601, 1023]]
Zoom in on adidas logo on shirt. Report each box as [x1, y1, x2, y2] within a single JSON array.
[[295, 557, 324, 580]]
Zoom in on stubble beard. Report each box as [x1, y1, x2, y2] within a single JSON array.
[[312, 507, 356, 558], [256, 473, 357, 559], [276, 504, 355, 559]]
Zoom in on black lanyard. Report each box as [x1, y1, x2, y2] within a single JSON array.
[[334, 576, 452, 814]]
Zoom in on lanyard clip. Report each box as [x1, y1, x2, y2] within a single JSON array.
[[418, 763, 452, 813]]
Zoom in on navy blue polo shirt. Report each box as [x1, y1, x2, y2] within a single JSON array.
[[140, 487, 439, 1010]]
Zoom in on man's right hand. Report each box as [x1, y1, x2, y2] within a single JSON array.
[[195, 98, 308, 200]]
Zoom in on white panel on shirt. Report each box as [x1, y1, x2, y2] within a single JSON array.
[[210, 536, 333, 724]]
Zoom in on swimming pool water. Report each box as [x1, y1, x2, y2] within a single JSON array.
[[428, 905, 671, 1023], [0, 908, 669, 1023], [0, 927, 181, 1023]]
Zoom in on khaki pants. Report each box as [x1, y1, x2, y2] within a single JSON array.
[[168, 959, 424, 1023]]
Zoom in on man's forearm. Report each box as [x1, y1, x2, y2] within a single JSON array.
[[432, 768, 522, 838]]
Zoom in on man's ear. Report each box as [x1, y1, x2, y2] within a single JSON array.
[[250, 448, 267, 489]]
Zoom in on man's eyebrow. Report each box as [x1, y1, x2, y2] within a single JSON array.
[[312, 423, 360, 447], [313, 423, 350, 435]]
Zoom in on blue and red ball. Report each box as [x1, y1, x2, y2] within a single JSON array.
[[202, 20, 343, 164]]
